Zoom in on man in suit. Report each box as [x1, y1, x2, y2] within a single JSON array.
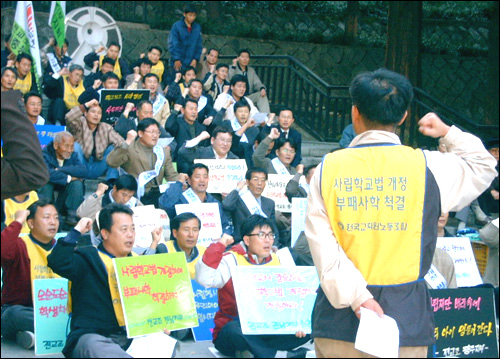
[[106, 118, 182, 207], [222, 167, 279, 245], [177, 126, 240, 173]]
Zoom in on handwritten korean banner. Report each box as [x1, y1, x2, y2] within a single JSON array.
[[428, 287, 498, 358], [33, 278, 70, 355], [233, 266, 319, 335], [191, 280, 218, 342], [194, 159, 247, 194], [100, 89, 150, 126], [262, 174, 294, 213], [291, 198, 308, 247], [114, 252, 198, 338], [436, 237, 483, 287], [34, 125, 66, 148], [175, 203, 222, 247]]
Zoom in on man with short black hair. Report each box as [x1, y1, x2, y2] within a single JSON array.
[[204, 63, 229, 101], [84, 42, 130, 85], [83, 56, 117, 90], [142, 73, 171, 127], [214, 74, 260, 121], [196, 47, 219, 82], [13, 53, 35, 94], [253, 127, 299, 175], [79, 71, 120, 104], [1, 66, 17, 92], [144, 45, 167, 86], [23, 92, 46, 125], [125, 57, 153, 90]]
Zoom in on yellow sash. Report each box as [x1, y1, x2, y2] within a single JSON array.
[[232, 251, 281, 267], [151, 61, 165, 83], [321, 145, 426, 286], [166, 241, 206, 279], [97, 249, 138, 326], [63, 75, 85, 109], [99, 55, 122, 79], [3, 191, 39, 235], [14, 72, 32, 94]]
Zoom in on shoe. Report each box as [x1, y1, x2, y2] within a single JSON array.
[[287, 347, 309, 358], [235, 350, 254, 358], [16, 331, 35, 349]]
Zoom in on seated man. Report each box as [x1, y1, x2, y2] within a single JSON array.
[[1, 200, 61, 349], [1, 66, 18, 92], [204, 63, 230, 103], [40, 37, 71, 77], [65, 99, 123, 183], [214, 74, 259, 121], [23, 92, 46, 125], [38, 131, 86, 229], [47, 204, 136, 357], [78, 72, 120, 105], [82, 56, 117, 90], [142, 73, 171, 128], [107, 118, 179, 207], [13, 53, 36, 94], [83, 42, 129, 86], [253, 128, 299, 175], [177, 126, 239, 173], [142, 46, 168, 88], [166, 65, 196, 104], [43, 64, 85, 125], [196, 47, 219, 82], [261, 107, 303, 167], [222, 167, 279, 245], [285, 164, 317, 202], [176, 79, 217, 133], [2, 191, 39, 235], [196, 214, 310, 358], [229, 49, 270, 113], [125, 57, 152, 90], [159, 163, 232, 234]]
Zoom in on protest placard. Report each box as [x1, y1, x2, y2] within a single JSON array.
[[100, 89, 150, 126], [291, 198, 308, 247], [175, 203, 222, 247], [262, 174, 294, 212], [428, 287, 498, 358], [436, 237, 483, 287], [191, 280, 218, 342], [33, 278, 70, 355], [114, 252, 198, 338], [233, 266, 319, 335], [34, 125, 66, 148], [132, 206, 170, 247], [194, 159, 247, 194]]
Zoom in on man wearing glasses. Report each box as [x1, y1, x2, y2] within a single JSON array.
[[195, 214, 310, 358], [107, 118, 182, 207], [253, 127, 299, 175]]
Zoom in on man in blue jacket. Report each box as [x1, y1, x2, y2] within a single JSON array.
[[168, 4, 203, 79], [38, 131, 86, 228]]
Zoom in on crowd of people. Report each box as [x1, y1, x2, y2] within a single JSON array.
[[1, 3, 499, 359]]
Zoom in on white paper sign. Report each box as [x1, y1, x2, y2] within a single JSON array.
[[175, 203, 222, 247], [126, 332, 177, 358], [132, 206, 170, 247], [291, 198, 308, 247], [436, 237, 483, 287], [262, 174, 294, 213], [355, 307, 399, 358], [194, 159, 247, 194]]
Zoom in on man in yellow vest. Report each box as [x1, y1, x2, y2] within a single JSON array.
[[1, 200, 61, 349], [47, 203, 137, 357], [84, 42, 130, 87], [305, 68, 498, 358], [196, 214, 310, 358], [13, 52, 36, 94]]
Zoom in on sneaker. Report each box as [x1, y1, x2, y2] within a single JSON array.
[[16, 331, 35, 349], [287, 347, 309, 358], [235, 350, 254, 358]]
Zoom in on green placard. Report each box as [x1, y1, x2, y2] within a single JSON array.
[[113, 252, 199, 338], [50, 1, 65, 48]]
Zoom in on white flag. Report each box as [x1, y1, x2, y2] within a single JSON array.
[[10, 1, 43, 86]]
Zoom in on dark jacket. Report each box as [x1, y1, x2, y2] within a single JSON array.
[[260, 125, 302, 167], [177, 143, 240, 174], [165, 111, 209, 161], [42, 140, 87, 185], [168, 18, 203, 67]]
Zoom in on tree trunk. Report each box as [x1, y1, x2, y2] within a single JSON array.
[[345, 1, 359, 44]]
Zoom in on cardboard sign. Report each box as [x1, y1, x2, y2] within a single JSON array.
[[262, 174, 294, 213], [191, 280, 218, 342], [428, 287, 498, 358], [194, 159, 247, 194], [34, 124, 66, 148], [114, 252, 198, 338], [175, 203, 223, 247], [132, 206, 170, 247], [33, 278, 70, 355], [233, 266, 319, 335], [100, 89, 150, 126], [291, 198, 308, 247], [436, 237, 483, 287]]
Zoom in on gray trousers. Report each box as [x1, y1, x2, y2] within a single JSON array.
[[248, 92, 271, 113], [1, 305, 34, 340], [72, 333, 132, 358]]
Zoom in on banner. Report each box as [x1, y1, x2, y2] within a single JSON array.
[[114, 252, 198, 338], [10, 1, 43, 91], [99, 89, 150, 126], [191, 280, 218, 342], [132, 206, 169, 248], [194, 159, 247, 194], [33, 278, 70, 355], [436, 237, 483, 287], [233, 266, 319, 335], [175, 203, 222, 247], [48, 1, 66, 47], [34, 124, 66, 148], [262, 174, 294, 212], [428, 287, 498, 358], [291, 198, 308, 247]]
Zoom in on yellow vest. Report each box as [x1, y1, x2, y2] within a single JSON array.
[[232, 251, 281, 267], [97, 249, 138, 326], [99, 55, 122, 79], [321, 145, 426, 286], [151, 61, 165, 83], [63, 75, 85, 109], [3, 191, 39, 235], [14, 72, 32, 94], [165, 240, 206, 279]]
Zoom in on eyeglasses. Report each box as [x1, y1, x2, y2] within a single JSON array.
[[143, 130, 160, 136], [280, 148, 296, 154], [248, 232, 275, 240]]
